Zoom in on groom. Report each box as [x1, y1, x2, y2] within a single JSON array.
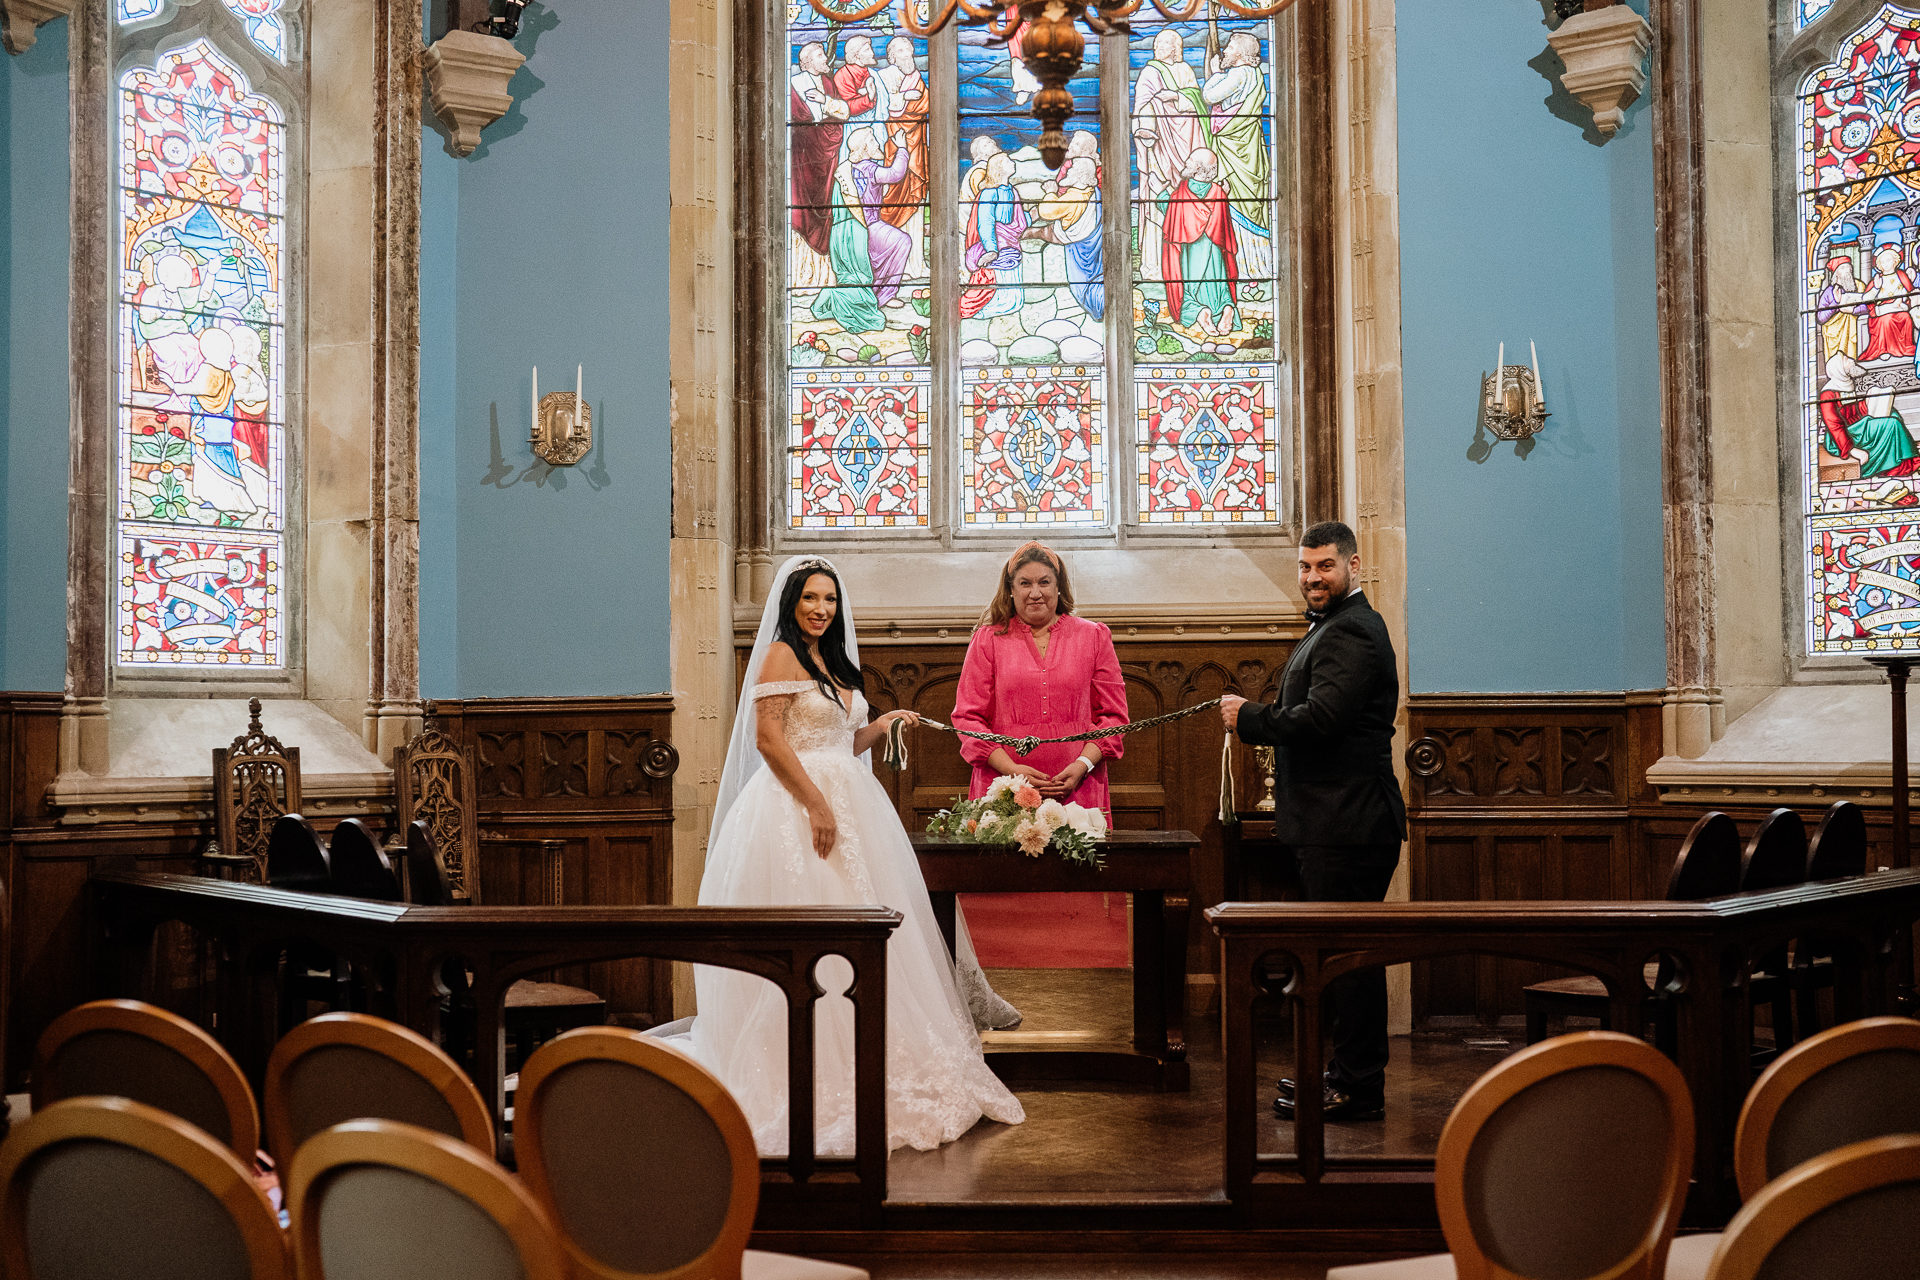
[[1219, 520, 1406, 1122]]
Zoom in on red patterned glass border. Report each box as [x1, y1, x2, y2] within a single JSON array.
[[960, 366, 1105, 526], [1136, 367, 1278, 522], [789, 367, 930, 529], [117, 526, 283, 666]]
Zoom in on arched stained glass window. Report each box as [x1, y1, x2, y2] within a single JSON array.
[[1800, 4, 1920, 654], [1802, 0, 1838, 29], [783, 6, 1291, 534], [115, 37, 288, 668]]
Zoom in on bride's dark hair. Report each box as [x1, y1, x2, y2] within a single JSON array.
[[773, 560, 865, 708]]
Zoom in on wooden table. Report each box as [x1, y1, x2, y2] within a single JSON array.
[[912, 829, 1199, 1091]]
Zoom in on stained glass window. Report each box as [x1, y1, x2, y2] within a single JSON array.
[[1801, 0, 1838, 30], [781, 7, 1288, 532], [786, 13, 932, 529], [118, 0, 287, 62], [957, 24, 1105, 526], [218, 0, 288, 62], [116, 39, 287, 667], [1129, 17, 1281, 522]]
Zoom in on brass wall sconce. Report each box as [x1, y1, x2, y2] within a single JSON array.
[[530, 364, 591, 466], [1482, 340, 1550, 442]]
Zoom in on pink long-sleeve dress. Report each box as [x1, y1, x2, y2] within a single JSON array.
[[951, 613, 1129, 819]]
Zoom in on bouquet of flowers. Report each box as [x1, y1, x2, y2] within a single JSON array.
[[925, 773, 1109, 870]]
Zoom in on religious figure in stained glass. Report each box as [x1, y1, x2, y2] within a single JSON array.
[[876, 36, 929, 277], [117, 38, 286, 667], [1801, 5, 1920, 651]]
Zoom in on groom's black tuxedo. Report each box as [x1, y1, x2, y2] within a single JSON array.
[[1233, 588, 1406, 847], [1232, 586, 1404, 1107]]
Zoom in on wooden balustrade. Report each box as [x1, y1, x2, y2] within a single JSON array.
[[88, 867, 897, 1226], [1209, 870, 1920, 1226]]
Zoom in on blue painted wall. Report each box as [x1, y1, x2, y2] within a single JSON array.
[[417, 0, 673, 698], [1398, 0, 1664, 693], [1, 19, 72, 693]]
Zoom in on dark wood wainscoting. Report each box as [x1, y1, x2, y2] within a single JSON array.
[[427, 696, 678, 1026], [1407, 690, 1917, 1027], [744, 632, 1301, 984]]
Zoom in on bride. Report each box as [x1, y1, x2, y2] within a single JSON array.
[[685, 555, 1025, 1155]]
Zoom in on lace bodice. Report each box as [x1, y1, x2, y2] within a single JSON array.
[[752, 680, 865, 755]]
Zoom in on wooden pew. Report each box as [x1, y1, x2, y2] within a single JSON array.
[[87, 867, 897, 1228], [1208, 869, 1920, 1227]]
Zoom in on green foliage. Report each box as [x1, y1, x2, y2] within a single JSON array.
[[1156, 334, 1185, 355], [130, 433, 190, 465], [146, 472, 189, 521]]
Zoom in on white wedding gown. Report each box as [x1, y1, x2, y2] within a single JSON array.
[[685, 678, 1026, 1156]]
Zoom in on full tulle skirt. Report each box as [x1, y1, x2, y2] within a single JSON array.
[[685, 749, 1025, 1156]]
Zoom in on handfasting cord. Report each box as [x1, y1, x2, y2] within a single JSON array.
[[878, 697, 1241, 823]]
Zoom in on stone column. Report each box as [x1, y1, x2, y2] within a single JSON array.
[[669, 0, 736, 1016]]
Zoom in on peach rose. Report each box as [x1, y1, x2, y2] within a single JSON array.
[[1013, 784, 1043, 809]]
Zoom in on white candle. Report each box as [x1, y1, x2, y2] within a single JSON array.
[[1495, 342, 1504, 405], [576, 363, 584, 434], [1530, 340, 1543, 408], [531, 365, 539, 437]]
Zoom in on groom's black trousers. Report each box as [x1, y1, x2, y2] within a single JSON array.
[[1291, 840, 1401, 1102]]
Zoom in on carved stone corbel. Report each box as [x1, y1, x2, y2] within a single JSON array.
[[2, 0, 78, 57], [1547, 2, 1652, 140], [421, 29, 525, 157]]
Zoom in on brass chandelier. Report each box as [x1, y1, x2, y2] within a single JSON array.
[[803, 0, 1308, 168]]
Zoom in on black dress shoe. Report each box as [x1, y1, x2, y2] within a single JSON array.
[[1274, 1075, 1319, 1100], [1274, 1084, 1384, 1122]]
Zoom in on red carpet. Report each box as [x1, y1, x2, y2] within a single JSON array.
[[960, 892, 1129, 968]]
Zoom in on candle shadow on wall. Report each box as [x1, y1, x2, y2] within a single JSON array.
[[583, 400, 612, 490], [480, 400, 614, 491]]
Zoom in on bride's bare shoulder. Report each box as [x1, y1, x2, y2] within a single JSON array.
[[759, 642, 808, 683]]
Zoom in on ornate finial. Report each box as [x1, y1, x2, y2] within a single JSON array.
[[423, 699, 439, 731], [247, 698, 263, 732]]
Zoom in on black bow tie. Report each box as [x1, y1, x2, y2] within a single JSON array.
[[1306, 609, 1328, 625]]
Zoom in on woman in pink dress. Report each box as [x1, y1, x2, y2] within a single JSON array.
[[945, 544, 1129, 1022], [952, 542, 1130, 820]]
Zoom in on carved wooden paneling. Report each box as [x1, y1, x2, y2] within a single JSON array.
[[1492, 728, 1544, 797], [422, 697, 678, 1024], [1561, 726, 1614, 796], [476, 732, 525, 799], [539, 731, 589, 798]]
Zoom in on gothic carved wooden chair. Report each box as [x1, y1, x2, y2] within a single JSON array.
[[393, 712, 478, 904], [396, 711, 606, 1067], [206, 698, 302, 884]]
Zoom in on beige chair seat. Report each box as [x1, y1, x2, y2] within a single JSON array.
[[1661, 1232, 1722, 1279], [1328, 1255, 1453, 1278], [1329, 1233, 1723, 1280], [743, 1248, 871, 1280], [508, 980, 601, 1008]]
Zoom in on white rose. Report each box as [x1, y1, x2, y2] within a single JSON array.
[[1063, 803, 1107, 836], [1036, 798, 1068, 833]]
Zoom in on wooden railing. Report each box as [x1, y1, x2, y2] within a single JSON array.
[[88, 868, 897, 1226], [1209, 870, 1920, 1225]]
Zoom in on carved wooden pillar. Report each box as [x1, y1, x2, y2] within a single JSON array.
[[1650, 0, 1715, 758]]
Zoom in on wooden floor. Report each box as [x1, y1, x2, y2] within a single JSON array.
[[785, 968, 1533, 1275], [886, 967, 1524, 1203]]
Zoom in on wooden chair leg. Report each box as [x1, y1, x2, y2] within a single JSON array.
[[1524, 997, 1549, 1045]]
